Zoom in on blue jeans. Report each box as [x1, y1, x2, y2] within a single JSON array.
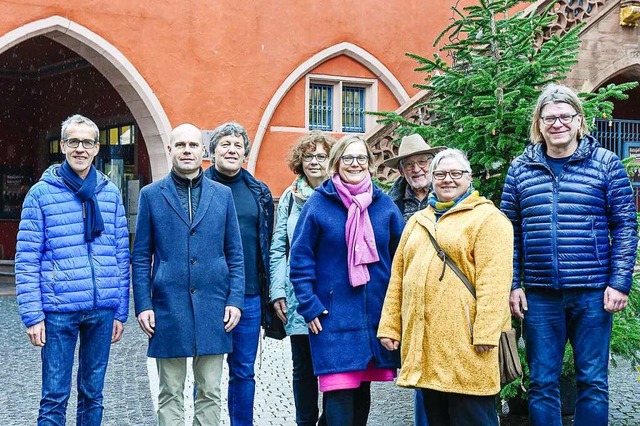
[[324, 382, 370, 426], [39, 308, 115, 426], [414, 389, 428, 425], [421, 389, 498, 426], [290, 334, 322, 426], [525, 288, 612, 426], [227, 294, 261, 426]]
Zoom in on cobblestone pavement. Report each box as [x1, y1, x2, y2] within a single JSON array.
[[1, 295, 638, 425]]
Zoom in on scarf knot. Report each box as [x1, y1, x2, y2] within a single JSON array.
[[291, 175, 315, 204], [331, 174, 379, 287], [428, 185, 477, 221], [58, 162, 105, 242]]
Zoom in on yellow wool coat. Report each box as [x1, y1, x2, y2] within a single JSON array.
[[378, 193, 513, 396]]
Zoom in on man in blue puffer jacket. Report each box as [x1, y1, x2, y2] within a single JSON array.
[[16, 114, 130, 426], [501, 85, 638, 426]]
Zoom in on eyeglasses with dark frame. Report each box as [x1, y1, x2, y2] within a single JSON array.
[[340, 155, 369, 166], [539, 113, 579, 126], [432, 170, 469, 180], [64, 138, 98, 149], [302, 153, 328, 163], [402, 157, 433, 170]]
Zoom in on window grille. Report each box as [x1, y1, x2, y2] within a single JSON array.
[[342, 86, 365, 133], [309, 84, 333, 131]]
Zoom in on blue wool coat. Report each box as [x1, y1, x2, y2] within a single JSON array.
[[289, 179, 405, 376], [132, 175, 245, 358], [500, 136, 638, 293], [16, 165, 130, 328]]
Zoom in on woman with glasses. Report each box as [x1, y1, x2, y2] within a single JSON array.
[[269, 130, 336, 426], [378, 148, 513, 425], [289, 135, 404, 425]]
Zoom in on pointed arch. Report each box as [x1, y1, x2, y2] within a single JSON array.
[[580, 61, 640, 93], [0, 16, 171, 180], [247, 42, 410, 172]]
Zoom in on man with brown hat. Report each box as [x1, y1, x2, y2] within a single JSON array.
[[384, 133, 445, 426], [384, 133, 446, 221]]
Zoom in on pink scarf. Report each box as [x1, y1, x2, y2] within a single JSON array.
[[331, 173, 379, 287]]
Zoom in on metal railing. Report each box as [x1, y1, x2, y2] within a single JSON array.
[[592, 118, 640, 158], [592, 119, 640, 210]]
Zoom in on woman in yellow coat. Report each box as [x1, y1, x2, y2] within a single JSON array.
[[378, 148, 513, 425]]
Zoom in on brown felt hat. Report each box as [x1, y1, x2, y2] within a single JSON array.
[[383, 134, 446, 169]]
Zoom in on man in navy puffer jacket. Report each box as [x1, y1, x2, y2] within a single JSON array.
[[16, 114, 130, 426], [501, 85, 638, 426]]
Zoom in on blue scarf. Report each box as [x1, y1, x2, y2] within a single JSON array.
[[59, 161, 105, 242], [428, 186, 477, 221]]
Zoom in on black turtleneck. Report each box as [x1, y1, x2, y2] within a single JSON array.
[[207, 167, 260, 295], [170, 168, 203, 223]]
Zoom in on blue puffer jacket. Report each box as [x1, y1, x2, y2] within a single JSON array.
[[289, 178, 405, 375], [500, 136, 638, 294], [16, 165, 130, 327]]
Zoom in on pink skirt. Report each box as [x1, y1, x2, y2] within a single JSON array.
[[319, 362, 396, 392]]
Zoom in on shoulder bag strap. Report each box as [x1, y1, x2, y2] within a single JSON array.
[[284, 194, 294, 259], [425, 228, 477, 299]]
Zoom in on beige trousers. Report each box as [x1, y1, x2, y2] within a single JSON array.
[[156, 354, 224, 426]]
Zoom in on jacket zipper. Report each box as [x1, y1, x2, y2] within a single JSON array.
[[188, 180, 193, 223], [552, 175, 560, 289], [83, 202, 98, 308]]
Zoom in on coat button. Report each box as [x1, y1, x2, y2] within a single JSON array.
[[190, 288, 196, 294], [190, 230, 195, 236], [191, 259, 196, 265]]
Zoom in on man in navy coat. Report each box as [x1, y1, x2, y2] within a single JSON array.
[[132, 123, 245, 425], [204, 121, 274, 426]]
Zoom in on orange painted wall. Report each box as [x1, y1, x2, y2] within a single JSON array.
[[0, 0, 455, 182]]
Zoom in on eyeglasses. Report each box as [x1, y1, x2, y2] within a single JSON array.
[[432, 170, 469, 180], [402, 158, 432, 170], [340, 155, 369, 166], [540, 113, 579, 126], [302, 153, 328, 163], [64, 138, 98, 149]]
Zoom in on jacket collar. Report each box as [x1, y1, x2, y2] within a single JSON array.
[[413, 192, 492, 230], [42, 164, 110, 193], [524, 134, 600, 165], [160, 176, 190, 225], [159, 175, 214, 228], [205, 167, 269, 201]]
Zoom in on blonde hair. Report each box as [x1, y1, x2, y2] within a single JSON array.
[[530, 84, 588, 144], [326, 135, 374, 175]]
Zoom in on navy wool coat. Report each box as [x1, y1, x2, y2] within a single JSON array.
[[289, 178, 405, 376], [132, 175, 245, 358]]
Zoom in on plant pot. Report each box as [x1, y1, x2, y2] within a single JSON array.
[[507, 396, 529, 415], [560, 376, 576, 415]]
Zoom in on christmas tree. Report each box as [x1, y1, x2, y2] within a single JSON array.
[[374, 0, 637, 203]]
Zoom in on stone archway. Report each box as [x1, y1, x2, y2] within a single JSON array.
[[0, 15, 171, 180]]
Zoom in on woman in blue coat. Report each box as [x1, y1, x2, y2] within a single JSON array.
[[289, 135, 404, 425]]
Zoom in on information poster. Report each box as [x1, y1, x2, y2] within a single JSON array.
[[2, 173, 32, 218]]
